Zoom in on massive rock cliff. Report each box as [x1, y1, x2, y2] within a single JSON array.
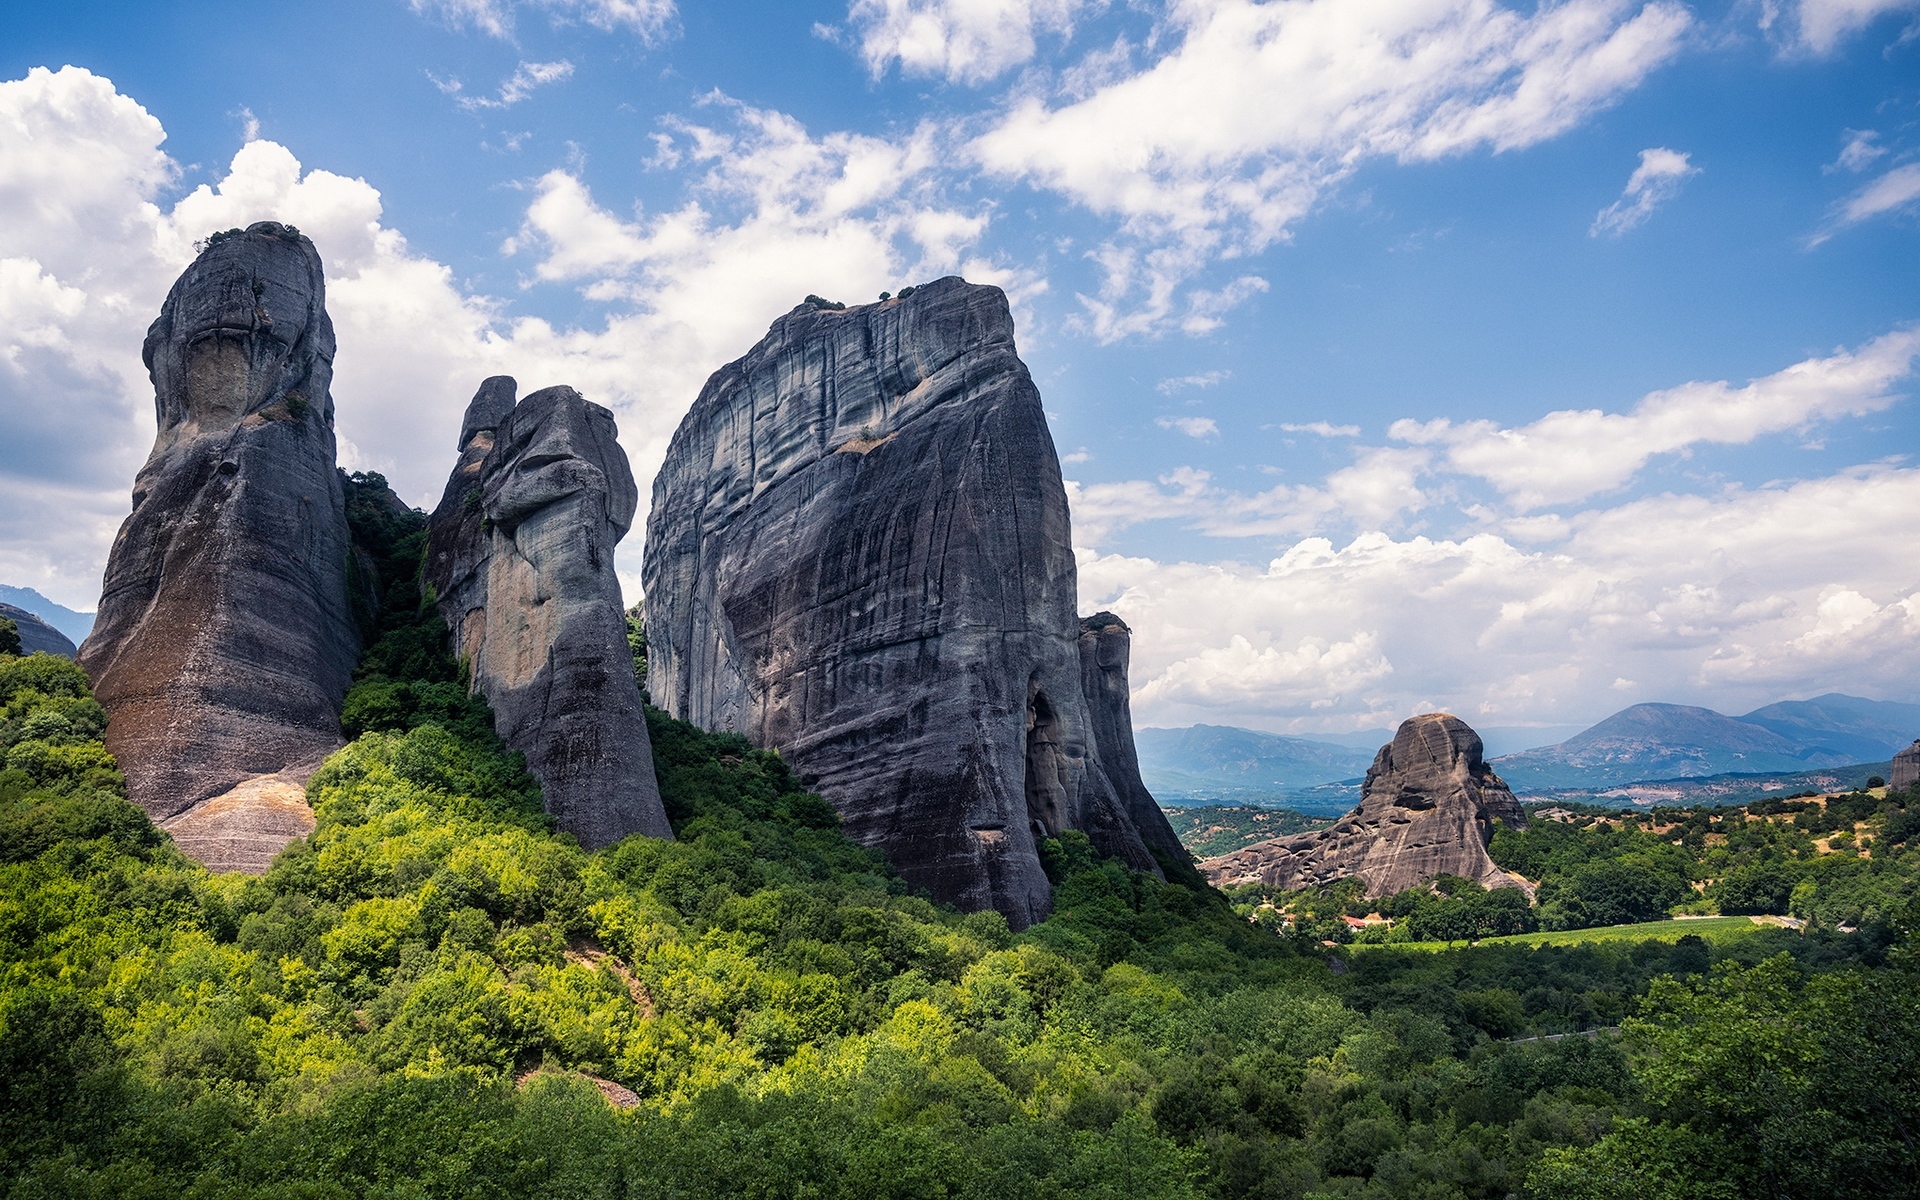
[[426, 378, 670, 849], [79, 223, 359, 870], [1201, 714, 1531, 897], [642, 279, 1182, 927]]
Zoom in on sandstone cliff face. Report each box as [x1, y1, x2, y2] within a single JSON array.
[[79, 223, 361, 867], [1201, 714, 1530, 897], [1893, 741, 1920, 792], [426, 379, 670, 849], [0, 603, 77, 658], [642, 279, 1178, 927]]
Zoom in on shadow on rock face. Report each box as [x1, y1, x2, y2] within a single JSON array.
[[426, 379, 670, 849], [80, 223, 361, 866], [642, 279, 1183, 928], [1199, 712, 1533, 898]]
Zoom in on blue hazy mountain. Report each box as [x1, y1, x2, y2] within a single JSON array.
[[1491, 696, 1920, 792], [1134, 724, 1377, 806], [0, 585, 94, 644], [1736, 693, 1920, 765]]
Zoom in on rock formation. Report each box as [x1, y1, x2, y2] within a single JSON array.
[[1201, 714, 1531, 897], [0, 603, 77, 658], [1893, 740, 1920, 791], [79, 222, 361, 869], [642, 279, 1182, 927], [425, 378, 670, 849]]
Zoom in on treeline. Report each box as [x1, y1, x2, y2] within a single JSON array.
[[1, 486, 1916, 1198]]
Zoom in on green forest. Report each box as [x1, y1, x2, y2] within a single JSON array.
[[2, 481, 1915, 1199]]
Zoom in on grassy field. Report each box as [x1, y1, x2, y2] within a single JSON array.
[[1355, 915, 1777, 953]]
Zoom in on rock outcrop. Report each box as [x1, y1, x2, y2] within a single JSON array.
[[1893, 741, 1920, 791], [0, 603, 77, 658], [1201, 714, 1531, 897], [642, 279, 1182, 927], [79, 222, 361, 866], [425, 378, 670, 849]]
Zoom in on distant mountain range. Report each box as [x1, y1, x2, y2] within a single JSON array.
[[1134, 725, 1376, 807], [1139, 693, 1920, 809], [0, 585, 94, 644], [1490, 694, 1920, 792]]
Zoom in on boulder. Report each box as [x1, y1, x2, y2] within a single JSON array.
[[1893, 740, 1920, 791], [1200, 713, 1531, 897], [78, 222, 361, 865], [0, 603, 77, 658], [642, 279, 1181, 927], [425, 379, 669, 848]]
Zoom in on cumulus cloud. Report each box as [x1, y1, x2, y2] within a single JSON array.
[[408, 0, 675, 40], [435, 59, 575, 112], [972, 0, 1692, 334], [1082, 464, 1920, 729], [0, 66, 1030, 611], [847, 0, 1096, 83], [1589, 146, 1697, 236], [1389, 327, 1920, 508], [1156, 415, 1218, 438], [1067, 445, 1430, 543], [1776, 0, 1920, 54], [499, 95, 1025, 366]]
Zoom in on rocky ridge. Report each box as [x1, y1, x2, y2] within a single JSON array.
[[643, 279, 1182, 927], [0, 603, 76, 658], [426, 378, 670, 849], [78, 222, 362, 870], [1201, 713, 1531, 897]]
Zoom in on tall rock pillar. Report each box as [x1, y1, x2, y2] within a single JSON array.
[[80, 222, 360, 870], [642, 278, 1178, 927], [426, 379, 670, 848]]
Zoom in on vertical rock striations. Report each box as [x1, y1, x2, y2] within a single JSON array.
[[426, 379, 670, 848], [642, 278, 1179, 927], [79, 222, 358, 870], [1200, 713, 1531, 897]]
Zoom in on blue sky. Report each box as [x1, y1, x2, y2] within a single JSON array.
[[2, 0, 1917, 736]]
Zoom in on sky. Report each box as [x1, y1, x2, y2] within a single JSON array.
[[1, 0, 1917, 738]]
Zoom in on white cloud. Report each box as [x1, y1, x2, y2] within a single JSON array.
[[1813, 162, 1920, 244], [435, 59, 575, 112], [1828, 128, 1885, 173], [1277, 421, 1360, 437], [1067, 445, 1430, 543], [408, 0, 675, 40], [1156, 369, 1228, 394], [1778, 0, 1920, 54], [972, 0, 1692, 333], [1390, 327, 1920, 508], [0, 67, 1023, 611], [847, 0, 1096, 83], [1079, 464, 1920, 730], [1156, 415, 1218, 438], [500, 96, 1018, 369], [1589, 146, 1697, 236]]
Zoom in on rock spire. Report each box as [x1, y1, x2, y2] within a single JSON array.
[[642, 278, 1182, 927], [425, 378, 670, 848], [79, 222, 360, 870], [1201, 713, 1531, 897], [1893, 740, 1920, 791]]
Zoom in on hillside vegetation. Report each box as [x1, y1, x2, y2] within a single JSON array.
[[1, 488, 1916, 1199]]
